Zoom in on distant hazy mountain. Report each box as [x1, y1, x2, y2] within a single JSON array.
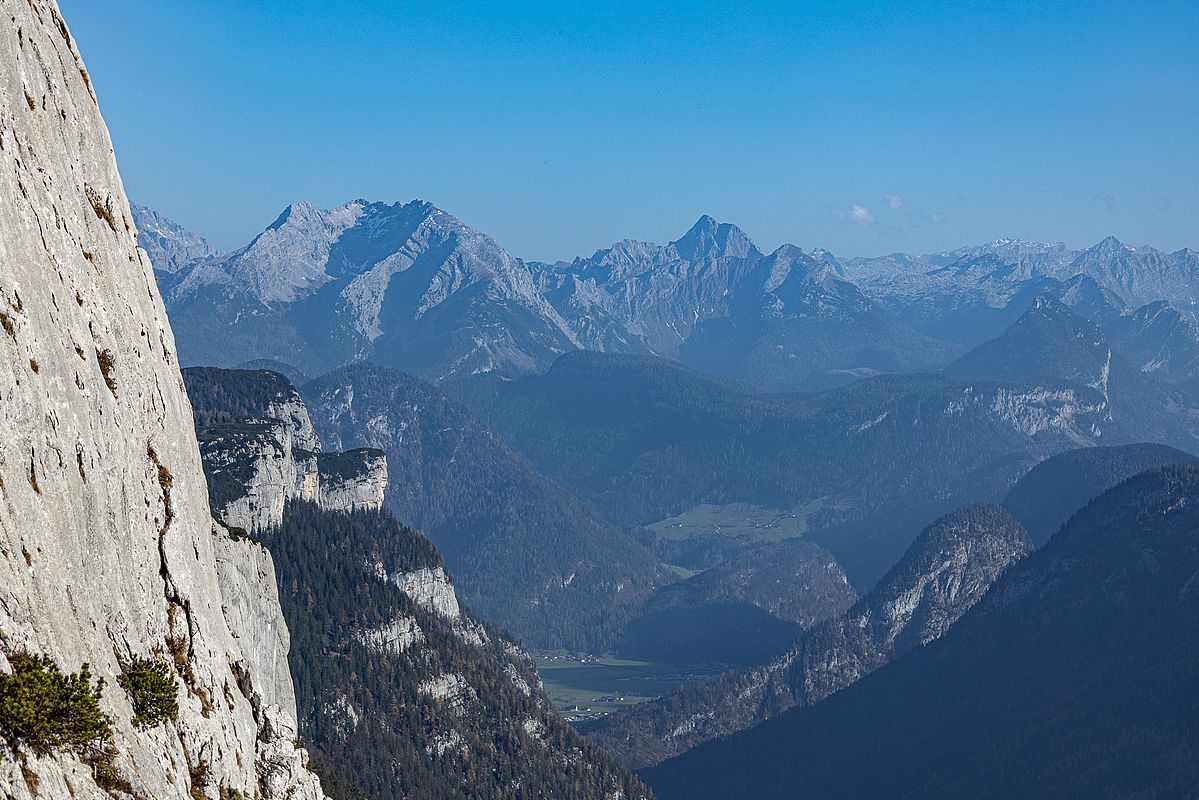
[[454, 351, 1111, 587], [677, 243, 959, 390], [161, 200, 578, 379], [1003, 443, 1199, 546], [590, 503, 1030, 769], [530, 215, 763, 356], [1066, 236, 1199, 315], [533, 220, 954, 390], [1105, 300, 1199, 392], [645, 466, 1199, 800], [300, 362, 658, 652], [131, 203, 221, 274]]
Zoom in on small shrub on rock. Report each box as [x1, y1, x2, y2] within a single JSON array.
[[0, 652, 112, 753], [118, 656, 178, 729]]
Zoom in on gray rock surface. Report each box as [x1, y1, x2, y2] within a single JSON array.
[[162, 200, 579, 379], [315, 449, 387, 513], [0, 4, 323, 798]]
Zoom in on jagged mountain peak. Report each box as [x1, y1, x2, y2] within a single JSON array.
[[131, 202, 221, 274], [673, 214, 759, 261], [1090, 234, 1129, 253]]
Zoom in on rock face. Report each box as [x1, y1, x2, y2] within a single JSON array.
[[0, 4, 323, 799], [944, 296, 1199, 452], [184, 367, 387, 532], [315, 449, 388, 514], [586, 503, 1032, 769]]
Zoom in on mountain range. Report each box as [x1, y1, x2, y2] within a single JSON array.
[[452, 350, 1112, 588], [10, 4, 1199, 800], [142, 201, 1199, 393]]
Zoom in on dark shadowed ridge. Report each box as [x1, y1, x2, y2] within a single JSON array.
[[1003, 442, 1198, 546], [645, 466, 1199, 800], [300, 361, 658, 651]]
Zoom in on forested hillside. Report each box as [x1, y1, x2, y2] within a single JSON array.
[[269, 503, 651, 800]]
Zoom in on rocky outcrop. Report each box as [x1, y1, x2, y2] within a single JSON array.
[[302, 361, 660, 653], [212, 529, 297, 715], [201, 420, 299, 533], [272, 501, 652, 800], [388, 567, 461, 619], [0, 3, 322, 799], [185, 367, 388, 531], [587, 503, 1032, 769], [315, 449, 387, 513]]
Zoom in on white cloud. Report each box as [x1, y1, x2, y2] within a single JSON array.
[[930, 212, 946, 224], [848, 204, 874, 225], [885, 194, 904, 209]]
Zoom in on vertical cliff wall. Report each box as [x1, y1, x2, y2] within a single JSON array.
[[0, 3, 323, 798]]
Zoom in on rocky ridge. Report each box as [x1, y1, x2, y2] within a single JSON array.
[[130, 203, 220, 275], [644, 466, 1199, 799]]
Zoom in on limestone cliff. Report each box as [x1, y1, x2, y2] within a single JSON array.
[[183, 367, 388, 532], [0, 3, 323, 798]]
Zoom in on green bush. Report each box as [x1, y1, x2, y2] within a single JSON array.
[[0, 652, 112, 754], [118, 656, 178, 729]]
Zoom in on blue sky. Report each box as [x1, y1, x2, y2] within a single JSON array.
[[59, 0, 1197, 261]]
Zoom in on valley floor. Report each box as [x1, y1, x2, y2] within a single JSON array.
[[535, 656, 719, 723]]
